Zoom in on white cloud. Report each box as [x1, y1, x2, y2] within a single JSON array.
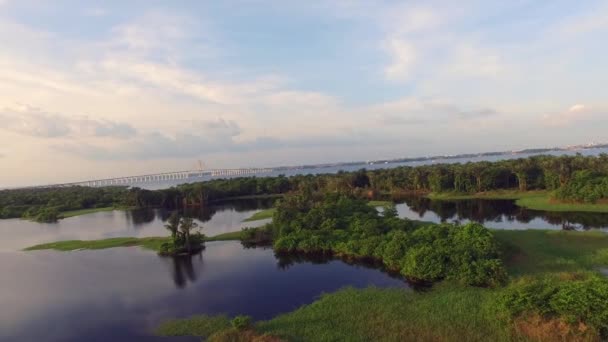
[[0, 105, 136, 139], [384, 39, 417, 81], [542, 104, 603, 126]]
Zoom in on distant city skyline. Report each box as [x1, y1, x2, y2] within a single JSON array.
[[1, 1, 607, 187]]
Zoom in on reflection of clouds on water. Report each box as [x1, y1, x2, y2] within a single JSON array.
[[0, 242, 406, 341]]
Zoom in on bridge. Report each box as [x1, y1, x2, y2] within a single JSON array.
[[48, 167, 275, 188]]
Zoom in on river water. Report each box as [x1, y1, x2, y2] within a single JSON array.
[[0, 199, 406, 342], [1, 196, 607, 341]]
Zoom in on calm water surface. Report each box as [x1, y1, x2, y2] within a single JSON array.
[[0, 199, 407, 341], [396, 197, 608, 231], [0, 242, 407, 341], [0, 199, 274, 252], [2, 196, 608, 341]]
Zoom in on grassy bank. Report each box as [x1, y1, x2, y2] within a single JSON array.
[[368, 200, 393, 207], [515, 196, 608, 213], [155, 228, 608, 341], [23, 231, 245, 252], [58, 207, 117, 218], [243, 201, 394, 222], [427, 190, 547, 201], [494, 229, 608, 276], [428, 190, 608, 213], [157, 286, 510, 341], [243, 208, 276, 222]]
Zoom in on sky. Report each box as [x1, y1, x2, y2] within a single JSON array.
[[0, 0, 607, 187]]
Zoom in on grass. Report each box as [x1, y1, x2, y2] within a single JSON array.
[[516, 196, 608, 213], [427, 190, 547, 201], [154, 228, 608, 341], [158, 285, 512, 342], [428, 190, 608, 213], [156, 314, 231, 337], [23, 236, 170, 252], [368, 200, 393, 207], [58, 207, 116, 218], [243, 201, 393, 222], [243, 208, 276, 222], [23, 231, 246, 252], [493, 229, 608, 277]]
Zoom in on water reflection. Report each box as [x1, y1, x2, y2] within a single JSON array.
[[397, 196, 608, 230], [0, 198, 274, 251], [169, 253, 202, 289], [0, 242, 407, 341]]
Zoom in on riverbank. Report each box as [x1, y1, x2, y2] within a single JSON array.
[[23, 231, 244, 252], [58, 207, 118, 218], [243, 208, 276, 222], [155, 228, 608, 341], [242, 200, 394, 222], [428, 190, 608, 213]]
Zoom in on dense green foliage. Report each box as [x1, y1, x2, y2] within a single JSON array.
[[0, 186, 130, 222], [265, 193, 506, 286], [555, 170, 608, 203], [158, 213, 205, 255], [231, 315, 253, 331], [499, 274, 608, 337]]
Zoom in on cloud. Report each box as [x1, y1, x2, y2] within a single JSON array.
[[54, 119, 396, 161], [0, 105, 136, 139], [372, 98, 499, 126], [542, 104, 603, 126], [384, 39, 417, 81], [0, 105, 71, 138]]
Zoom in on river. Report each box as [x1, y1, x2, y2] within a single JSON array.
[[1, 196, 607, 341]]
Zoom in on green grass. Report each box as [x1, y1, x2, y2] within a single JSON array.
[[516, 196, 608, 213], [493, 229, 608, 277], [243, 208, 276, 222], [427, 190, 547, 201], [160, 285, 512, 342], [428, 190, 608, 213], [368, 200, 393, 207], [58, 207, 116, 218], [23, 236, 170, 252], [243, 201, 394, 222], [23, 231, 245, 252], [156, 314, 230, 337], [206, 231, 244, 241]]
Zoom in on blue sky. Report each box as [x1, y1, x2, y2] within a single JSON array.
[[0, 1, 607, 186]]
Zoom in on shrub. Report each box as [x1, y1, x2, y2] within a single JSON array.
[[499, 275, 608, 337], [401, 245, 447, 282], [231, 315, 252, 331]]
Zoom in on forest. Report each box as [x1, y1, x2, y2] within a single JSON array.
[[2, 153, 608, 222]]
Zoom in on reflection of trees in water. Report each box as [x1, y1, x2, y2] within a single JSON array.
[[168, 253, 203, 289], [401, 196, 608, 230], [125, 208, 157, 226], [274, 252, 404, 282], [169, 198, 276, 224]]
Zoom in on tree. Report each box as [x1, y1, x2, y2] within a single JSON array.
[[164, 212, 181, 240], [179, 217, 198, 253]]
